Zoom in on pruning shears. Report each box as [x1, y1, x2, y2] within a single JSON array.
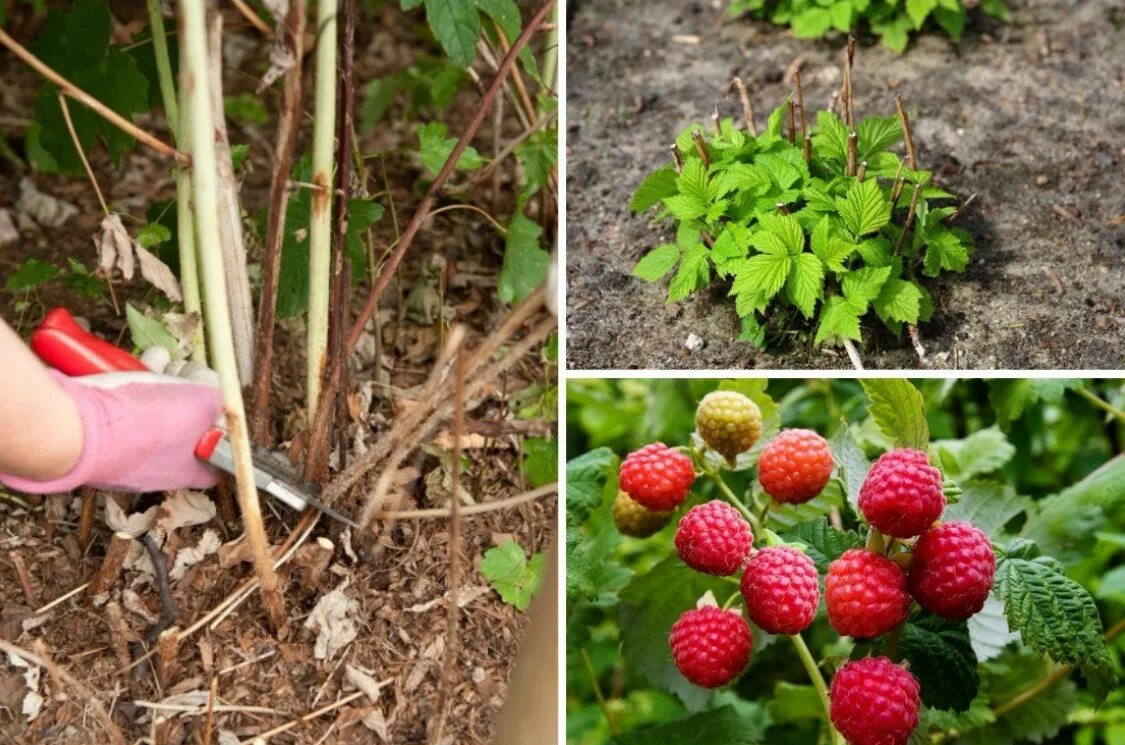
[[29, 307, 358, 528]]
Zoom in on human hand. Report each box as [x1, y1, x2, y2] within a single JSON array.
[[0, 366, 223, 494]]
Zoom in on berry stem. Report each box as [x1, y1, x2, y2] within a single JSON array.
[[580, 648, 619, 735], [702, 465, 760, 533], [789, 632, 844, 745], [865, 526, 886, 554], [722, 590, 742, 610], [1074, 385, 1125, 423]]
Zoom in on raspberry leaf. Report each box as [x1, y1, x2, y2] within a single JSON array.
[[633, 244, 681, 282], [619, 557, 740, 709], [860, 378, 930, 450], [993, 544, 1117, 704], [611, 705, 768, 745], [933, 426, 1016, 480], [966, 596, 1020, 662], [778, 518, 862, 573], [812, 110, 848, 162], [479, 539, 546, 611], [1021, 452, 1125, 563], [941, 480, 1033, 539], [897, 613, 980, 711], [565, 448, 618, 527], [667, 243, 711, 302], [829, 421, 869, 510], [837, 179, 892, 237], [785, 253, 825, 318], [631, 167, 679, 213]]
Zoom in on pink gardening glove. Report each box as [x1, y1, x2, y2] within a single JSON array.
[[0, 370, 223, 494]]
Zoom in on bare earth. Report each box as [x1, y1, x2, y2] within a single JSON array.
[[565, 0, 1125, 370]]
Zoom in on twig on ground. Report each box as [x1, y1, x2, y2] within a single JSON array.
[[371, 483, 557, 520], [87, 532, 131, 600], [231, 0, 274, 36], [0, 639, 127, 745], [238, 691, 366, 743], [76, 487, 97, 552], [10, 550, 36, 605], [948, 192, 977, 224], [842, 339, 865, 370]]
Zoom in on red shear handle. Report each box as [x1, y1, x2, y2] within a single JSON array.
[[30, 308, 148, 376]]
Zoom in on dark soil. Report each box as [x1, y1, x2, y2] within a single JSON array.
[[0, 4, 556, 744], [566, 0, 1125, 370]]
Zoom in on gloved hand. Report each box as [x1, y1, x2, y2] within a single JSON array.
[[0, 363, 223, 494]]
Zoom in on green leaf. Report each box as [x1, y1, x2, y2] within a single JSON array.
[[841, 265, 892, 308], [479, 539, 546, 611], [1021, 454, 1125, 563], [566, 448, 617, 526], [933, 5, 966, 38], [730, 252, 791, 310], [814, 295, 863, 345], [663, 194, 708, 222], [136, 222, 172, 250], [828, 1, 853, 31], [778, 518, 861, 573], [619, 558, 737, 708], [856, 115, 902, 160], [30, 0, 150, 174], [423, 0, 481, 67], [633, 244, 681, 282], [498, 210, 548, 304], [898, 613, 979, 711], [522, 438, 557, 487], [811, 220, 857, 272], [612, 706, 767, 745], [59, 258, 105, 299], [125, 303, 176, 352], [224, 93, 269, 125], [768, 682, 825, 723], [830, 422, 869, 510], [4, 258, 59, 291], [711, 224, 751, 277], [812, 110, 848, 162], [837, 179, 892, 237], [967, 596, 1019, 662], [758, 212, 805, 254], [514, 126, 556, 199], [748, 230, 790, 257], [933, 426, 1015, 480], [667, 243, 711, 302], [923, 228, 970, 276], [860, 379, 929, 450], [989, 379, 1084, 427], [994, 547, 1117, 704], [942, 480, 1031, 539], [873, 277, 922, 324], [631, 167, 679, 213], [906, 0, 938, 28], [785, 253, 824, 318], [791, 7, 832, 37], [417, 121, 486, 174]]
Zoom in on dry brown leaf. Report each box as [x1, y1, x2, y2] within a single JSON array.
[[136, 243, 182, 301], [304, 580, 359, 661], [95, 213, 135, 279], [345, 665, 384, 704], [218, 537, 255, 568], [104, 499, 158, 538], [169, 529, 221, 580], [159, 491, 216, 531], [17, 177, 77, 228], [0, 209, 17, 248], [361, 708, 390, 741], [4, 652, 42, 722]]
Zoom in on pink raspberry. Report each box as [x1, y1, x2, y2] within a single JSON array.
[[858, 449, 944, 538], [825, 548, 910, 639], [758, 429, 835, 504], [908, 521, 995, 619], [675, 500, 754, 576], [740, 546, 820, 635], [830, 657, 921, 745], [669, 606, 752, 688], [618, 443, 695, 511]]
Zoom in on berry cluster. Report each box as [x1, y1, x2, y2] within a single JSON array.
[[610, 391, 999, 745]]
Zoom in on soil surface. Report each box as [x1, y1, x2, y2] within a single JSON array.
[[566, 0, 1125, 370], [0, 4, 556, 744]]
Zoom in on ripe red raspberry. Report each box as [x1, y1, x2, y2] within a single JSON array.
[[695, 391, 763, 460], [858, 449, 944, 538], [619, 443, 695, 511], [830, 656, 920, 745], [825, 549, 910, 639], [908, 521, 995, 619], [612, 490, 672, 538], [669, 606, 752, 688], [675, 500, 754, 576], [740, 546, 820, 635], [758, 429, 835, 504]]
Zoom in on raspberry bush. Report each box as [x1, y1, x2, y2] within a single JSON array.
[[567, 378, 1124, 744], [629, 42, 975, 361]]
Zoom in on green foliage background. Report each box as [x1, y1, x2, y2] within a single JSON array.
[[566, 378, 1125, 745]]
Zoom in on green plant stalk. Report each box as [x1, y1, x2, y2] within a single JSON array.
[[179, 0, 283, 629], [306, 0, 337, 422], [1075, 385, 1125, 423], [174, 46, 204, 361], [540, 3, 558, 97], [789, 631, 843, 745], [145, 0, 178, 140], [697, 455, 760, 534], [581, 648, 618, 735]]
